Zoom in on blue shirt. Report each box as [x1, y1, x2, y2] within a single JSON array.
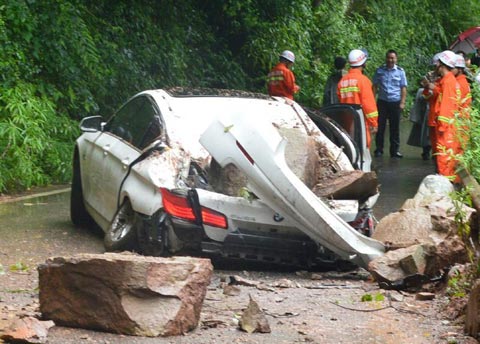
[[373, 65, 408, 102]]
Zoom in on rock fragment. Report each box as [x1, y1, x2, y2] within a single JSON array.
[[239, 295, 271, 334], [0, 316, 54, 344]]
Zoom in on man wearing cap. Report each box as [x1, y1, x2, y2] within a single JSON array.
[[267, 50, 300, 100], [372, 49, 408, 158], [337, 49, 378, 148]]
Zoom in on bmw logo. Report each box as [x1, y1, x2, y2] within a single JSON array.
[[273, 213, 284, 222]]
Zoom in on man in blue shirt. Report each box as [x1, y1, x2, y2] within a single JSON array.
[[372, 49, 408, 158]]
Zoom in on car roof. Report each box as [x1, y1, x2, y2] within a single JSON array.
[[140, 89, 315, 160]]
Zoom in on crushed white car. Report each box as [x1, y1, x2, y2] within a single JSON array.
[[70, 88, 384, 268]]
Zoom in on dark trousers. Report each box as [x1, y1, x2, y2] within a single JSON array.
[[375, 99, 401, 155]]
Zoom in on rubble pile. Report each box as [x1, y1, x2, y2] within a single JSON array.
[[368, 174, 474, 288]]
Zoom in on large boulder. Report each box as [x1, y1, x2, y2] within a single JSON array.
[[38, 253, 213, 337]]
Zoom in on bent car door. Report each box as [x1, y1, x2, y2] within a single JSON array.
[[311, 104, 372, 172]]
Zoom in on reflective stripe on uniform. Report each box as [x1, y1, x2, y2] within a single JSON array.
[[366, 111, 378, 119], [437, 115, 454, 124], [339, 86, 360, 94]]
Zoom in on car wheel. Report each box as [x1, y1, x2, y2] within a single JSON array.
[[104, 200, 137, 251], [70, 151, 94, 227]]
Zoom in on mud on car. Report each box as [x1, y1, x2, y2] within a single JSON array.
[[70, 88, 384, 268]]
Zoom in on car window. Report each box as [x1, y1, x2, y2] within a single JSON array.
[[106, 95, 163, 149]]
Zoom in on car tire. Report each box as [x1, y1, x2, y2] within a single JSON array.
[[70, 151, 94, 227], [104, 200, 137, 251]]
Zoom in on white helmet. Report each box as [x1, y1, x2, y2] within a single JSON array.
[[438, 50, 457, 68], [431, 52, 442, 65], [455, 54, 466, 68], [280, 50, 295, 63], [348, 49, 367, 67]]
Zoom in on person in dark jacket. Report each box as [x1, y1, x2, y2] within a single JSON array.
[[323, 56, 347, 106]]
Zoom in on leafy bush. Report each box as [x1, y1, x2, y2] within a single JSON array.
[[457, 82, 480, 182], [0, 82, 78, 191]]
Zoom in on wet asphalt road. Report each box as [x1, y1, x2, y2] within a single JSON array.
[[372, 119, 436, 220], [0, 120, 457, 344]]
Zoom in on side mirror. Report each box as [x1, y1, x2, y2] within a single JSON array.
[[79, 116, 104, 132]]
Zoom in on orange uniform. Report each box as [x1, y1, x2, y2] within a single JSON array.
[[456, 73, 472, 151], [422, 83, 440, 154], [456, 73, 472, 112], [337, 68, 379, 147], [434, 71, 461, 182], [267, 63, 299, 99]]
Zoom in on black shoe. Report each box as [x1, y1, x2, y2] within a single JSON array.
[[374, 150, 383, 157], [421, 152, 430, 161], [391, 152, 403, 158]]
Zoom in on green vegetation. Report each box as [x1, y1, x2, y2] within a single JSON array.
[[446, 269, 470, 298], [360, 293, 384, 302], [457, 82, 480, 182], [9, 261, 28, 272], [0, 0, 480, 191]]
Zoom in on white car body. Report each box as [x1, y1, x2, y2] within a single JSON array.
[[71, 89, 384, 268]]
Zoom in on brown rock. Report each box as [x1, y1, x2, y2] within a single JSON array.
[[399, 245, 427, 275], [368, 244, 431, 285], [38, 253, 213, 337], [372, 207, 436, 247], [239, 295, 271, 333], [223, 285, 241, 296], [313, 170, 378, 200], [415, 292, 435, 301], [281, 128, 319, 188], [424, 236, 468, 276], [208, 161, 248, 197], [465, 280, 480, 337], [229, 275, 259, 287], [0, 316, 54, 344]]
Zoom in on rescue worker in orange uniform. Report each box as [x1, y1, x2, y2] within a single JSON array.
[[430, 50, 461, 182], [454, 54, 472, 152], [337, 49, 378, 148], [267, 50, 300, 100], [421, 53, 441, 168], [454, 54, 472, 115]]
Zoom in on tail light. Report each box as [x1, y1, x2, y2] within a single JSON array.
[[160, 188, 196, 221], [201, 207, 228, 229], [160, 188, 228, 229]]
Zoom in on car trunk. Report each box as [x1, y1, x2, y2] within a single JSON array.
[[198, 103, 384, 268]]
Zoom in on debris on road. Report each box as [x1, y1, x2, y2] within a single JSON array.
[[0, 316, 54, 344], [239, 295, 271, 334]]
